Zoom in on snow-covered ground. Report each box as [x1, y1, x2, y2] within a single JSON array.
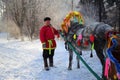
[[0, 34, 102, 80]]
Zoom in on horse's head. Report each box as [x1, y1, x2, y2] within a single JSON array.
[[67, 21, 93, 50], [66, 21, 84, 42]]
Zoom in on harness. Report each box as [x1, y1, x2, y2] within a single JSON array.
[[104, 34, 120, 79]]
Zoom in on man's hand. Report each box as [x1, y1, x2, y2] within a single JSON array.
[[42, 43, 46, 48]]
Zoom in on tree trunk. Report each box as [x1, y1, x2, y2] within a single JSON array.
[[71, 0, 73, 11], [98, 0, 102, 22], [96, 0, 106, 22], [116, 0, 120, 32], [19, 27, 24, 41], [101, 0, 107, 22], [118, 1, 120, 32]]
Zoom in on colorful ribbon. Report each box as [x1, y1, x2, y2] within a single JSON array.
[[48, 40, 53, 55], [104, 58, 111, 79], [106, 38, 120, 79]]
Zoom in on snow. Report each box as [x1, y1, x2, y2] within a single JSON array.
[[0, 35, 102, 80]]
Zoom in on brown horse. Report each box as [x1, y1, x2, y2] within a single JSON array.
[[105, 33, 120, 80]]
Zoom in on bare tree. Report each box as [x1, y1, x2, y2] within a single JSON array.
[[1, 0, 75, 40], [3, 0, 26, 41], [0, 0, 5, 17], [116, 0, 120, 31], [24, 0, 39, 41]]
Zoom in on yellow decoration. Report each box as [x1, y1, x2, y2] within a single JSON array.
[[113, 75, 117, 80], [107, 35, 118, 48], [61, 22, 68, 33], [61, 11, 84, 33], [73, 34, 77, 40], [48, 40, 53, 55]]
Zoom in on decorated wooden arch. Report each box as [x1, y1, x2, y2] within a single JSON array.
[[61, 11, 84, 33]]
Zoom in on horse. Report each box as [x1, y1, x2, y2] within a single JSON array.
[[61, 11, 120, 79], [65, 38, 82, 70], [64, 22, 84, 70], [63, 21, 113, 77], [104, 32, 120, 80]]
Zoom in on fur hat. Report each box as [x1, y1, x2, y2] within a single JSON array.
[[44, 17, 51, 21]]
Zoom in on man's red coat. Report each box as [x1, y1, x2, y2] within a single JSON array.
[[39, 25, 59, 49]]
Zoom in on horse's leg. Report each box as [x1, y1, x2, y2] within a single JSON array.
[[68, 49, 73, 70], [94, 43, 106, 79], [95, 48, 106, 79], [94, 48, 105, 66], [76, 56, 80, 69], [76, 51, 82, 69], [108, 62, 118, 80]]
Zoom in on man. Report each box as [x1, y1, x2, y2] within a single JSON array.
[[39, 17, 59, 71]]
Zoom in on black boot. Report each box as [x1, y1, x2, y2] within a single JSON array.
[[44, 58, 49, 70], [50, 63, 53, 67], [49, 57, 54, 67], [44, 67, 49, 71]]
